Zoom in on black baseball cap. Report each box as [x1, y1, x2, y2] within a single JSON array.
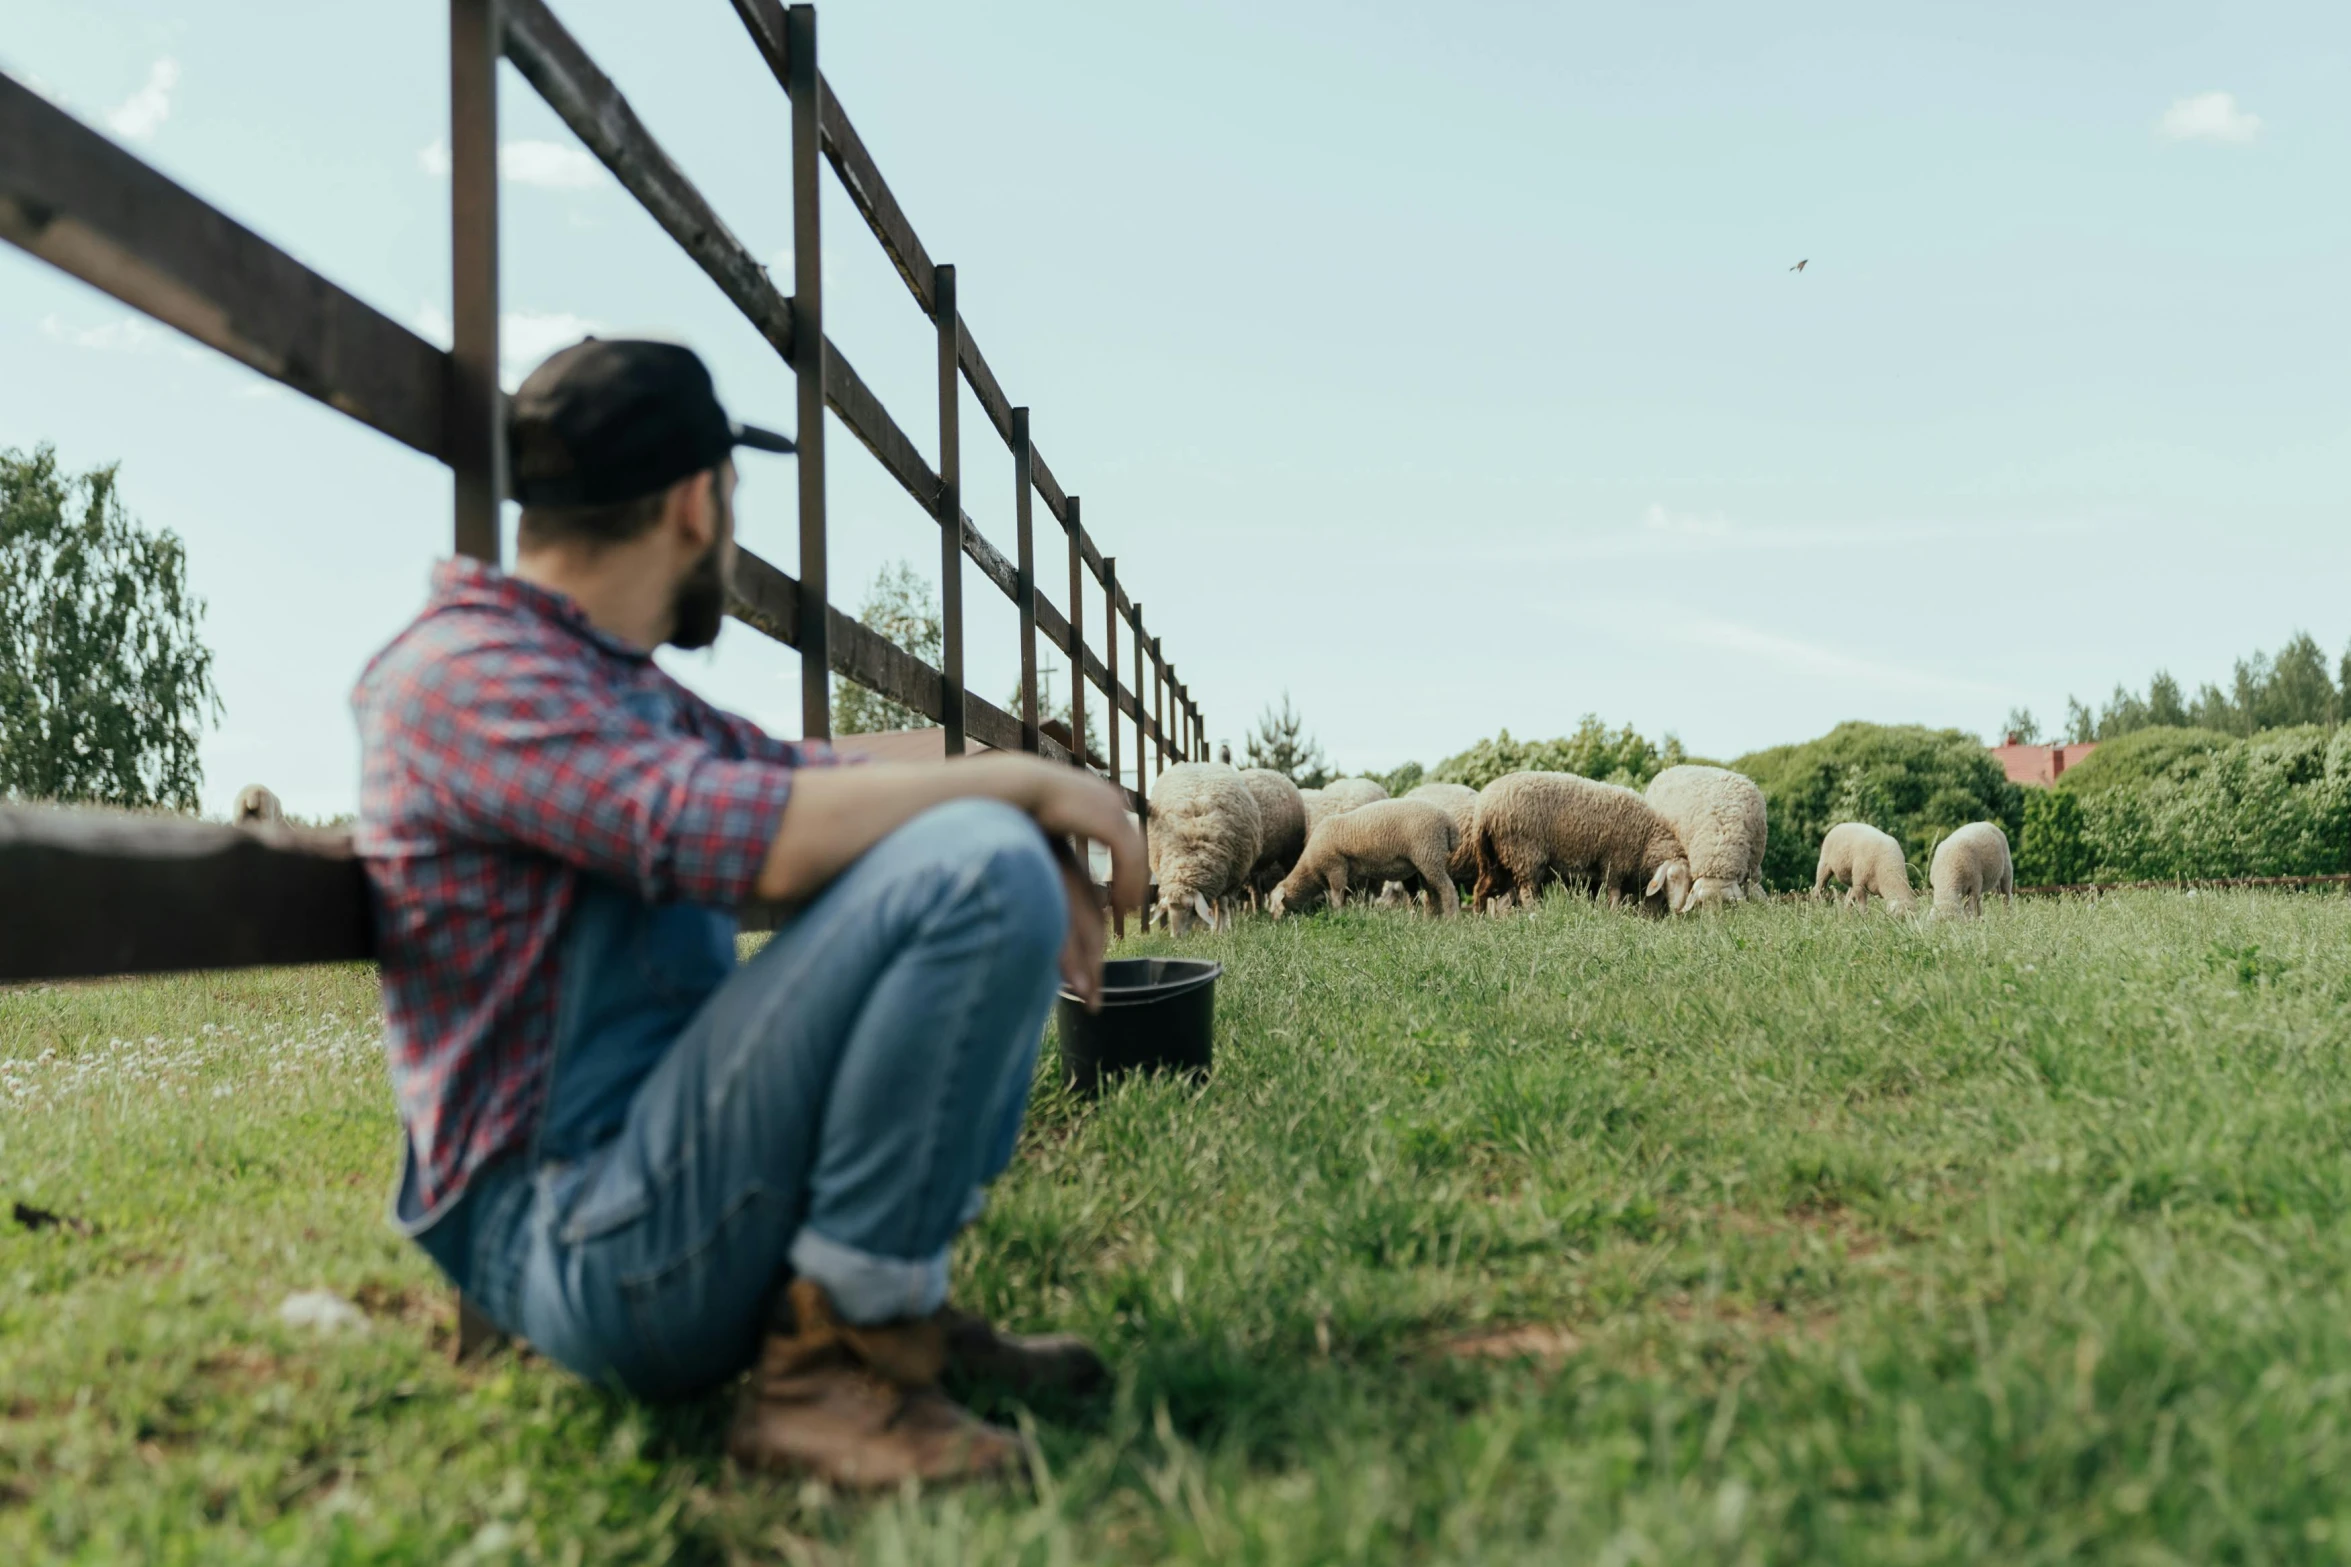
[[507, 338, 795, 508]]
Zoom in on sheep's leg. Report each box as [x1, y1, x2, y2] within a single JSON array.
[[1412, 850, 1459, 918], [1326, 865, 1349, 910], [1814, 862, 1834, 899]]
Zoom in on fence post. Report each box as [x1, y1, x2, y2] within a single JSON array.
[[786, 4, 830, 740], [1153, 637, 1167, 777], [1103, 558, 1120, 787], [934, 263, 963, 754], [1011, 407, 1038, 752], [1065, 496, 1086, 769], [448, 0, 502, 565], [1130, 597, 1150, 889]]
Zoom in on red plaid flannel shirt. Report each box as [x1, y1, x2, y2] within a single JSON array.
[[352, 559, 833, 1215]]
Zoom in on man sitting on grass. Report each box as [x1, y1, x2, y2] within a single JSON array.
[[352, 339, 1143, 1487]]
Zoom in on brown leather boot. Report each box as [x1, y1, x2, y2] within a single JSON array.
[[727, 1279, 1026, 1488], [938, 1306, 1109, 1398]]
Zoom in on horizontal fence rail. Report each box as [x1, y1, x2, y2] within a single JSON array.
[[0, 0, 1214, 981]]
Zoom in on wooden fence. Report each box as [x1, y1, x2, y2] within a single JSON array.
[[0, 2, 1206, 980]]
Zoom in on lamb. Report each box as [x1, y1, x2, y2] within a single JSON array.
[[1471, 771, 1690, 914], [1146, 762, 1263, 935], [1236, 767, 1308, 905], [1301, 776, 1386, 834], [1405, 780, 1481, 888], [1643, 764, 1767, 909], [1267, 798, 1459, 919], [1813, 822, 1916, 913], [232, 784, 285, 827], [1929, 821, 2014, 919]]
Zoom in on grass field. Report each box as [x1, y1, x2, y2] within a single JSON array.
[[8, 890, 2351, 1562]]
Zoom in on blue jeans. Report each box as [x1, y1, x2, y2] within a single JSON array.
[[420, 799, 1066, 1400]]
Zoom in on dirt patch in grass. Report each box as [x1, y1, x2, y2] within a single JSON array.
[[194, 1343, 296, 1389], [1441, 1323, 1585, 1367], [1658, 1292, 1836, 1343]]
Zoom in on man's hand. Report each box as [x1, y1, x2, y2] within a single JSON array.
[[758, 754, 1147, 934], [1002, 762, 1145, 941], [1052, 842, 1111, 1011]]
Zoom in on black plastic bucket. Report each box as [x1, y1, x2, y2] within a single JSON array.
[[1055, 957, 1220, 1096]]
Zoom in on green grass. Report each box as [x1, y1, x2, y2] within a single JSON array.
[[9, 892, 2351, 1562]]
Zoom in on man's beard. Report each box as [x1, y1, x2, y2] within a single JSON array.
[[666, 493, 732, 651]]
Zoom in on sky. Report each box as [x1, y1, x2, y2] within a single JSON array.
[[3, 0, 2347, 817]]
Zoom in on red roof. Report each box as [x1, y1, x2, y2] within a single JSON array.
[[1990, 737, 2097, 787]]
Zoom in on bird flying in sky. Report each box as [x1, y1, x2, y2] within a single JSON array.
[[1789, 259, 1808, 273]]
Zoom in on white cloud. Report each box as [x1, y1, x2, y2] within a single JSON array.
[[500, 140, 605, 190], [1680, 618, 2008, 702], [500, 310, 600, 378], [417, 136, 608, 190], [6, 63, 64, 105], [2159, 91, 2261, 145], [105, 57, 179, 142], [410, 302, 601, 387], [42, 311, 168, 353], [1641, 502, 1734, 540]]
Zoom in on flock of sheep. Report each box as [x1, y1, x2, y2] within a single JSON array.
[[1144, 762, 2019, 931]]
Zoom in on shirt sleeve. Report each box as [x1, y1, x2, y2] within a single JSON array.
[[386, 630, 794, 906], [670, 677, 846, 770]]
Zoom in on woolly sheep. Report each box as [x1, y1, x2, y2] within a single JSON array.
[[1147, 763, 1263, 935], [1405, 781, 1481, 888], [1267, 798, 1459, 919], [1322, 777, 1390, 812], [1471, 771, 1691, 914], [1929, 821, 2014, 918], [1813, 822, 1916, 913], [1236, 767, 1308, 905], [1643, 764, 1766, 910], [233, 784, 285, 827], [1301, 776, 1387, 834]]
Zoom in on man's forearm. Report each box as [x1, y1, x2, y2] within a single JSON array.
[[753, 759, 1040, 904]]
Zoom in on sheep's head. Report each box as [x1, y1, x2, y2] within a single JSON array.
[[233, 783, 284, 826], [1157, 883, 1217, 935], [1679, 875, 1746, 913], [1267, 874, 1323, 920], [1643, 858, 1693, 914]]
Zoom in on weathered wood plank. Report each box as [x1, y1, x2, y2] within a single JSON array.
[[0, 807, 372, 980], [0, 74, 447, 460]]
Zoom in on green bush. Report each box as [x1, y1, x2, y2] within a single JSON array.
[[2051, 726, 2232, 799], [1732, 722, 2023, 891], [1431, 717, 1684, 792], [2070, 725, 2351, 880], [2016, 789, 2090, 885]]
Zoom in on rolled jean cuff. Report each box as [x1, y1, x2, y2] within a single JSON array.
[[788, 1225, 950, 1324]]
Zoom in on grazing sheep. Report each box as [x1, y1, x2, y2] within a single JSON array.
[[1267, 798, 1459, 919], [1302, 777, 1386, 835], [1813, 822, 1916, 913], [1321, 777, 1390, 813], [233, 784, 285, 827], [1471, 772, 1690, 914], [1236, 767, 1309, 906], [1643, 764, 1767, 909], [1929, 821, 2014, 918], [1147, 763, 1263, 935], [1405, 780, 1481, 888]]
